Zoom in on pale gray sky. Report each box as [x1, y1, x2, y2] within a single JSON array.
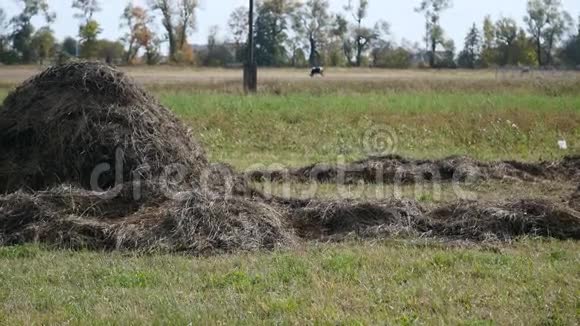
[[3, 0, 580, 49]]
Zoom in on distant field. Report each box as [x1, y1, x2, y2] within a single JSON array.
[[0, 66, 509, 84], [1, 65, 579, 94], [0, 67, 579, 324]]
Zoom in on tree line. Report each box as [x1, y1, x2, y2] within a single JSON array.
[[0, 0, 579, 68]]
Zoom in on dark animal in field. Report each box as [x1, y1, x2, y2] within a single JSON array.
[[310, 67, 324, 77]]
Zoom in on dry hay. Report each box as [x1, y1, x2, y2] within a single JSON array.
[[0, 63, 578, 254], [0, 62, 295, 254], [284, 197, 580, 242], [0, 62, 207, 193], [571, 185, 580, 211], [0, 187, 295, 253], [248, 154, 580, 185]]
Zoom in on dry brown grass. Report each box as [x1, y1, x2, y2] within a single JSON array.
[[1, 65, 579, 95]]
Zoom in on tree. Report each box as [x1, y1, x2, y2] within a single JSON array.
[[524, 0, 571, 66], [73, 0, 101, 59], [30, 26, 55, 64], [292, 0, 330, 66], [9, 0, 55, 63], [200, 26, 235, 67], [346, 0, 370, 66], [0, 8, 4, 24], [286, 35, 306, 67], [480, 15, 497, 66], [72, 0, 100, 21], [149, 0, 199, 62], [253, 0, 298, 66], [372, 43, 412, 68], [513, 28, 538, 65], [560, 16, 580, 66], [440, 39, 456, 68], [415, 0, 453, 67], [458, 23, 481, 68], [0, 8, 6, 35], [543, 9, 572, 65], [95, 39, 124, 64], [121, 4, 156, 64], [78, 20, 101, 58], [331, 14, 353, 65], [343, 0, 388, 67], [61, 37, 78, 56], [121, 4, 139, 63], [0, 8, 7, 54], [228, 6, 248, 62], [143, 38, 162, 65], [495, 17, 518, 65]]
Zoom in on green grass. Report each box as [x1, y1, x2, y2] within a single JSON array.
[[0, 240, 578, 324], [159, 91, 580, 169]]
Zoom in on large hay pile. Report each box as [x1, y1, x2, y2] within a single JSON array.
[[0, 63, 295, 253], [0, 62, 207, 192]]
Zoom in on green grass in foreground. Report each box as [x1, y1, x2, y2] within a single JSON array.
[[0, 240, 578, 325], [159, 91, 580, 169]]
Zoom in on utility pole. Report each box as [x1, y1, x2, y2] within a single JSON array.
[[244, 0, 257, 93]]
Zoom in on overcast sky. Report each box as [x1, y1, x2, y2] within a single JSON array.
[[2, 0, 580, 48]]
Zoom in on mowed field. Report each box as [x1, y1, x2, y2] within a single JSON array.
[[0, 67, 579, 324]]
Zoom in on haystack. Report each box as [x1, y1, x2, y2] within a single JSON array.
[[0, 62, 296, 253], [0, 62, 207, 193]]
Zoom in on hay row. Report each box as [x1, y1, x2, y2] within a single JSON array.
[[1, 186, 579, 254], [247, 155, 580, 185]]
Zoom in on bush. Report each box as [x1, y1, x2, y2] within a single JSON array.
[[372, 46, 412, 69]]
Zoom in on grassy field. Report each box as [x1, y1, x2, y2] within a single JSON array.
[[0, 240, 578, 325], [0, 68, 579, 324], [159, 91, 580, 168]]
